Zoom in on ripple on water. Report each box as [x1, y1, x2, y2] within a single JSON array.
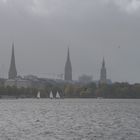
[[0, 99, 139, 140]]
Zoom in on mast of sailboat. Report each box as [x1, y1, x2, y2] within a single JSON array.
[[56, 91, 60, 99], [37, 91, 40, 99], [50, 91, 53, 99]]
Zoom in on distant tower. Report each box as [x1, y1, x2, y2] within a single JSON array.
[[8, 43, 17, 79], [64, 48, 72, 81], [100, 58, 107, 84]]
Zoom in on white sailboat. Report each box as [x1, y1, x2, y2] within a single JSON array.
[[56, 91, 60, 99], [37, 91, 41, 99], [50, 91, 53, 99]]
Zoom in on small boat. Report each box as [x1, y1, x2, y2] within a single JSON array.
[[37, 91, 41, 99], [56, 91, 60, 99], [50, 91, 53, 99]]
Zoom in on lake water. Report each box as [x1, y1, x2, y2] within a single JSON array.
[[0, 99, 140, 140]]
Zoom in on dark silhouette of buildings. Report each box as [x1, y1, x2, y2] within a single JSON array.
[[8, 43, 17, 79], [100, 58, 107, 84], [64, 48, 72, 81], [5, 44, 111, 88]]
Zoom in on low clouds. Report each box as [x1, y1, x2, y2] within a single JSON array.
[[105, 0, 140, 14], [30, 0, 63, 16], [1, 0, 140, 17], [30, 0, 140, 16], [30, 0, 140, 15], [26, 0, 140, 16], [30, 0, 49, 16], [0, 0, 140, 83], [2, 0, 7, 3]]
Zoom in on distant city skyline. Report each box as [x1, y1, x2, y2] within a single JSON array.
[[6, 43, 107, 83], [0, 0, 140, 83]]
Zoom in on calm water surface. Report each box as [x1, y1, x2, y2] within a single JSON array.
[[0, 99, 140, 140]]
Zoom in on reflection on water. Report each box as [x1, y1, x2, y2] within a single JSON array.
[[0, 99, 140, 140]]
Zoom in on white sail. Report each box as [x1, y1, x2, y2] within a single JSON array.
[[50, 91, 53, 99], [37, 91, 40, 98], [56, 91, 60, 99]]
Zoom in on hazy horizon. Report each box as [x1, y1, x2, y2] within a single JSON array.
[[0, 0, 140, 83]]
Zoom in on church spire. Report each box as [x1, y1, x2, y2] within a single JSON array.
[[102, 57, 105, 68], [67, 48, 70, 61], [100, 57, 107, 84], [64, 48, 72, 81], [8, 42, 17, 79]]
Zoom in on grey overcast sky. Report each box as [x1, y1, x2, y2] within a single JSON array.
[[0, 0, 140, 83]]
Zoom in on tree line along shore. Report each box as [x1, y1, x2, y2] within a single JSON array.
[[0, 82, 139, 99]]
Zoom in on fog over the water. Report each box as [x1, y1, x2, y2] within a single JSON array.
[[0, 0, 140, 83]]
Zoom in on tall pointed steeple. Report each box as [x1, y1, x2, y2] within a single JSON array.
[[67, 48, 70, 62], [100, 57, 107, 84], [64, 48, 72, 81], [8, 42, 17, 79], [102, 57, 105, 68]]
